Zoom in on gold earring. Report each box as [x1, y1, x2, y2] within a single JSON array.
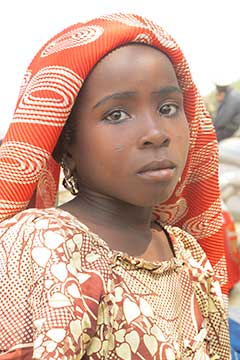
[[61, 162, 79, 196]]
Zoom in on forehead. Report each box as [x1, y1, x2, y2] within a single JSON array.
[[80, 44, 179, 95]]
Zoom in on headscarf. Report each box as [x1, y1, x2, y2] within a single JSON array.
[[0, 13, 228, 295]]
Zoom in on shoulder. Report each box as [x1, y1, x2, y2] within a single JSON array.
[[0, 208, 112, 285], [227, 89, 240, 106], [231, 88, 240, 99], [0, 207, 93, 247], [0, 207, 86, 249]]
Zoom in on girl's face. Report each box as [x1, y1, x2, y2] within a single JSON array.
[[68, 44, 189, 207]]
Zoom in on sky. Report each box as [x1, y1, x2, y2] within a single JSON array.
[[0, 0, 239, 138]]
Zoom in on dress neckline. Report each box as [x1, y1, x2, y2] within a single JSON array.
[[43, 207, 187, 273]]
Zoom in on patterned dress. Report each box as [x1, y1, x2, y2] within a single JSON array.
[[0, 208, 230, 359]]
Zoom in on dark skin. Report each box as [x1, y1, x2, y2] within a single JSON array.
[[60, 45, 189, 262], [216, 90, 225, 104]]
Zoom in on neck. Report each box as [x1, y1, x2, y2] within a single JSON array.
[[61, 188, 153, 232], [60, 188, 172, 260]]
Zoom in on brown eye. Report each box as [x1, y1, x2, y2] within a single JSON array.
[[104, 110, 130, 123], [159, 104, 178, 116]]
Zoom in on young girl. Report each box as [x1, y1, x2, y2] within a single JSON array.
[[0, 13, 230, 359]]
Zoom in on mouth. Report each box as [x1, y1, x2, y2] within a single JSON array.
[[137, 160, 176, 182]]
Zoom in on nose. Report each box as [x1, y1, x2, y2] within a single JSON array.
[[137, 117, 171, 149]]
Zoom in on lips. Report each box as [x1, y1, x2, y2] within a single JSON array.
[[138, 160, 176, 173], [137, 160, 176, 182]]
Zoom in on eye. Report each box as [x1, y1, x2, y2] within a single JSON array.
[[104, 110, 130, 123], [159, 104, 178, 117]]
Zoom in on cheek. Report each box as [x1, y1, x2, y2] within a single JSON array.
[[178, 137, 189, 164], [82, 131, 129, 171], [95, 127, 132, 155], [175, 122, 190, 160], [113, 143, 128, 152]]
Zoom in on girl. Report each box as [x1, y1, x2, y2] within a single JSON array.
[[0, 13, 230, 359]]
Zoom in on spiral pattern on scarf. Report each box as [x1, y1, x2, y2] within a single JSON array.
[[0, 141, 49, 183], [41, 25, 104, 57], [18, 70, 32, 98], [13, 66, 82, 126], [99, 13, 148, 28], [0, 199, 29, 222], [155, 198, 188, 225], [133, 33, 153, 44], [176, 141, 218, 197], [36, 168, 57, 208], [183, 199, 223, 239], [175, 58, 194, 91]]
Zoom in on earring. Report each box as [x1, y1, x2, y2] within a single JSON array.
[[61, 162, 79, 196]]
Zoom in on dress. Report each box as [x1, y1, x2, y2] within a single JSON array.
[[0, 208, 230, 359]]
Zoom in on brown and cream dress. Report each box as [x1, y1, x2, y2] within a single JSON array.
[[0, 208, 230, 359]]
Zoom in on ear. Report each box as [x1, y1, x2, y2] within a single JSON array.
[[61, 150, 80, 196], [61, 151, 77, 177]]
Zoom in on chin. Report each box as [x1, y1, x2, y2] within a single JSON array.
[[132, 193, 173, 208], [120, 183, 177, 208], [149, 187, 176, 206]]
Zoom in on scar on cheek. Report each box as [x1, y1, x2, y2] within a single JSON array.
[[114, 144, 126, 152]]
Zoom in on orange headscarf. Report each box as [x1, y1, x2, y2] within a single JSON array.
[[0, 14, 228, 294]]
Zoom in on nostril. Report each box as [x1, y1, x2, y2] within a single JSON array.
[[163, 138, 170, 146], [142, 137, 170, 147], [143, 141, 153, 146], [139, 132, 171, 148]]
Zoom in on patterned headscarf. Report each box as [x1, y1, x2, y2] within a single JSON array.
[[0, 14, 228, 294]]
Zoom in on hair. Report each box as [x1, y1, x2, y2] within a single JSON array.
[[52, 108, 76, 165]]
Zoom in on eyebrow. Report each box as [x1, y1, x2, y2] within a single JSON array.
[[93, 91, 136, 109], [152, 86, 182, 96], [93, 86, 182, 109]]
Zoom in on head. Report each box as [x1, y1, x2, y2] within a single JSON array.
[[0, 13, 220, 241], [0, 14, 228, 294], [0, 13, 228, 296], [215, 84, 230, 103], [54, 44, 189, 207]]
